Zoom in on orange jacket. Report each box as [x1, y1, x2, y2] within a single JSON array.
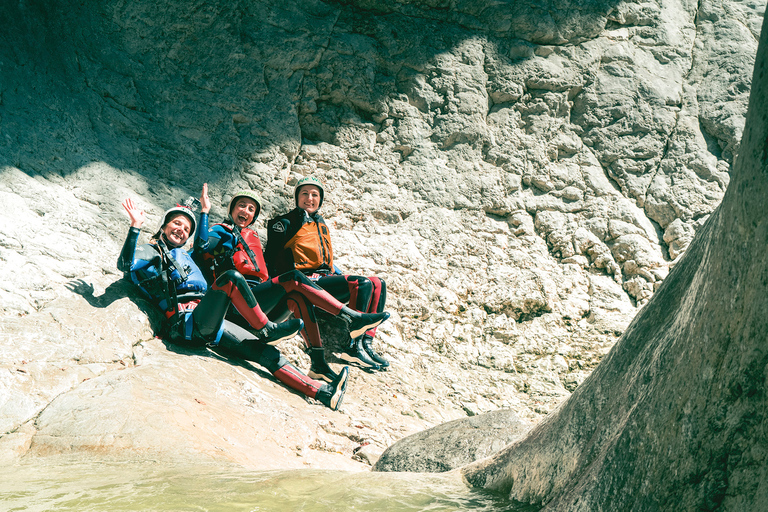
[[265, 208, 333, 276]]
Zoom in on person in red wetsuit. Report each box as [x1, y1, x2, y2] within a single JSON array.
[[265, 176, 391, 372], [193, 184, 389, 383], [118, 195, 347, 410]]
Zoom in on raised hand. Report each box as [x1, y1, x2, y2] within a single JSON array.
[[122, 198, 145, 228], [200, 183, 211, 214]]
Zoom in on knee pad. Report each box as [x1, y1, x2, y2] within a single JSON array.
[[214, 270, 256, 308], [277, 270, 305, 283], [260, 348, 289, 373], [215, 269, 245, 286]]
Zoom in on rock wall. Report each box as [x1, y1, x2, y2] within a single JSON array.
[[463, 11, 768, 509], [0, 0, 763, 469]]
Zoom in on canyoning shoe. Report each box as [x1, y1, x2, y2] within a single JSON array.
[[255, 318, 303, 345], [316, 366, 349, 411], [308, 358, 339, 384], [309, 363, 339, 384], [307, 347, 339, 383], [339, 337, 381, 371], [361, 335, 389, 370], [341, 311, 390, 339]]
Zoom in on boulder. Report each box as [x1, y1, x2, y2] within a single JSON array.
[[373, 409, 530, 473]]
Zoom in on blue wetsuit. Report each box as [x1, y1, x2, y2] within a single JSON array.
[[117, 227, 293, 371]]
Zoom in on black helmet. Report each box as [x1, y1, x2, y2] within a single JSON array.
[[294, 176, 325, 208]]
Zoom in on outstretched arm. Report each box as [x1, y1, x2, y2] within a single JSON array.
[[195, 183, 212, 253], [118, 198, 144, 273], [200, 183, 211, 214]]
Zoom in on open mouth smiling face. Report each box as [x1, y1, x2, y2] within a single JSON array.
[[231, 198, 258, 228]]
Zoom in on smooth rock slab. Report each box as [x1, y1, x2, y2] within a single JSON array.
[[373, 409, 529, 473]]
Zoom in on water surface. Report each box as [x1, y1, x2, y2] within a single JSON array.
[[0, 457, 537, 511]]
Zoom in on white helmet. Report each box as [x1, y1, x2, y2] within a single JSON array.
[[154, 198, 198, 239]]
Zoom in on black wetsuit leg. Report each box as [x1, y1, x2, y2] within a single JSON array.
[[209, 270, 270, 331], [315, 275, 353, 304], [348, 276, 374, 312], [248, 279, 288, 315], [214, 321, 286, 372], [192, 289, 231, 339], [315, 275, 373, 311], [368, 277, 387, 314], [285, 291, 323, 349], [214, 321, 323, 398]]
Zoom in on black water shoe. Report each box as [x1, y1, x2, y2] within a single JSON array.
[[316, 366, 349, 411], [339, 309, 390, 339], [255, 318, 303, 345], [307, 347, 339, 383], [361, 335, 389, 370], [339, 337, 381, 371]]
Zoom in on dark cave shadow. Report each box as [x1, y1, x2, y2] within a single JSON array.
[[0, 0, 623, 184]]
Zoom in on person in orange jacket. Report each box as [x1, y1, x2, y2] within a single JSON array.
[[264, 176, 390, 372]]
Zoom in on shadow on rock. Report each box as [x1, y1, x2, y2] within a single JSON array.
[[66, 278, 165, 334]]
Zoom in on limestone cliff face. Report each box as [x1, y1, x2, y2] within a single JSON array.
[[0, 0, 762, 473], [463, 11, 768, 510]]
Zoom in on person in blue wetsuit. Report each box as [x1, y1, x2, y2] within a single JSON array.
[[117, 195, 347, 410], [193, 184, 389, 384], [265, 176, 391, 372]]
